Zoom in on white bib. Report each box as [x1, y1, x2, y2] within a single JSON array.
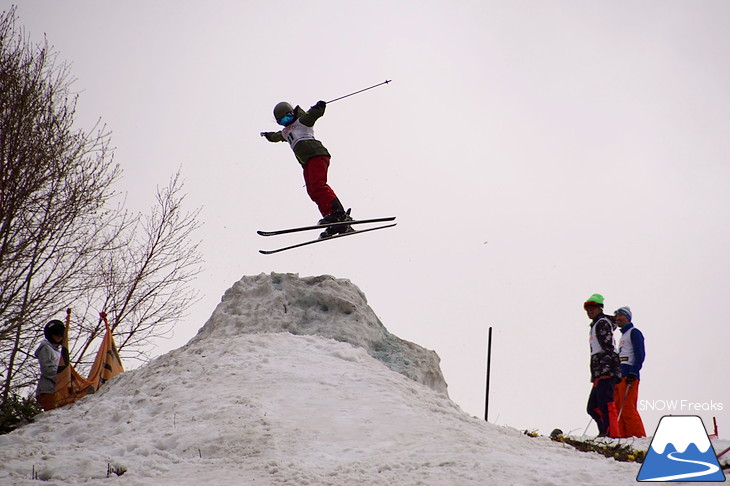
[[618, 327, 636, 366], [281, 120, 315, 149]]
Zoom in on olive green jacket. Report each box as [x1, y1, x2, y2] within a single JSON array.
[[262, 104, 330, 166]]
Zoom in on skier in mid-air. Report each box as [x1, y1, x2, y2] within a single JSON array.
[[260, 100, 352, 238]]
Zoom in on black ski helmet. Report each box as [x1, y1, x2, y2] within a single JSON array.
[[43, 319, 65, 342], [273, 101, 294, 122]]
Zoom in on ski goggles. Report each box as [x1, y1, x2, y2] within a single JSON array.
[[583, 302, 602, 311], [277, 112, 295, 126]]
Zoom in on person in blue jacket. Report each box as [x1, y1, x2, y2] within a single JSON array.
[[613, 306, 646, 437]]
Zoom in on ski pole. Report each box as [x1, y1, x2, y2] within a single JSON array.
[[616, 381, 632, 423], [581, 418, 593, 440], [326, 79, 392, 104]]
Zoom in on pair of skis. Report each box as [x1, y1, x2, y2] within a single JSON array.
[[257, 217, 396, 254]]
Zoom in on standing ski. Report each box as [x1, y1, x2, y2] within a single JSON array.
[[259, 222, 396, 255]]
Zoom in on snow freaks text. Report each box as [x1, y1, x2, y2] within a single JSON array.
[[639, 399, 724, 412]]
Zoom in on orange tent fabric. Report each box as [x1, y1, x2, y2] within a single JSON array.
[[55, 311, 124, 408]]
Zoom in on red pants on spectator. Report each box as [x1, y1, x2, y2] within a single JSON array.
[[614, 378, 646, 438], [303, 155, 338, 217]]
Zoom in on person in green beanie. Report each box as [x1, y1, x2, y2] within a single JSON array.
[[584, 293, 620, 437]]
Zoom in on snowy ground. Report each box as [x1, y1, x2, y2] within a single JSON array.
[[1, 274, 726, 485]]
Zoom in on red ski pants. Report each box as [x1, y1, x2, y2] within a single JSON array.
[[303, 155, 338, 217], [614, 378, 646, 438]]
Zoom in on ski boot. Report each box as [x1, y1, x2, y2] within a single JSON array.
[[318, 199, 354, 239]]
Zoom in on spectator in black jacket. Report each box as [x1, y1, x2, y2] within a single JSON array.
[[584, 293, 620, 437]]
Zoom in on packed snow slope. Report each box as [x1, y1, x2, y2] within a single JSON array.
[[0, 273, 645, 485], [193, 273, 448, 395]]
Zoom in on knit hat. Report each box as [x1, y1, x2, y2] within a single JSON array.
[[584, 293, 604, 307], [614, 306, 632, 321]]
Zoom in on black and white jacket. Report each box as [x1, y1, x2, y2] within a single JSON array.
[[588, 314, 620, 382]]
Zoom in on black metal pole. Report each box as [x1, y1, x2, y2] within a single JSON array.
[[485, 326, 493, 422], [326, 79, 392, 104]]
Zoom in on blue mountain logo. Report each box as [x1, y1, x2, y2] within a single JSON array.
[[638, 415, 725, 482]]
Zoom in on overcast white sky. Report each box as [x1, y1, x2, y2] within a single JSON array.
[[17, 1, 730, 436]]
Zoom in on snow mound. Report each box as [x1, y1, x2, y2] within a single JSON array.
[[193, 273, 448, 395]]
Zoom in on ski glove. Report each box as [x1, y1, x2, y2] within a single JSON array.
[[260, 132, 279, 142], [313, 100, 326, 110]]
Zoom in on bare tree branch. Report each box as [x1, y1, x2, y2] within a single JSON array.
[[1, 7, 203, 402]]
